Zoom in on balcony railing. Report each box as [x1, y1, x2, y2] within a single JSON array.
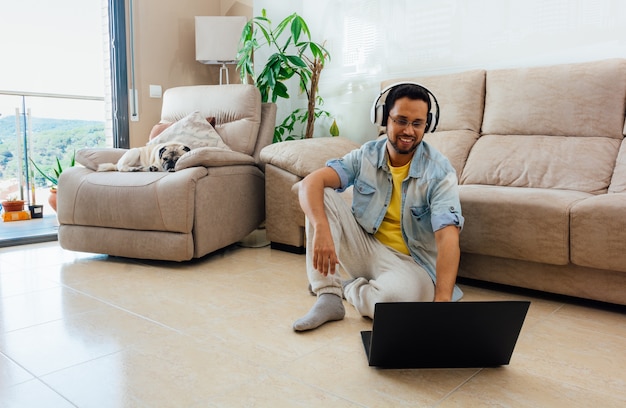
[[0, 90, 109, 210]]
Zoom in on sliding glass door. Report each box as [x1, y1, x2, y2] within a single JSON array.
[[0, 92, 106, 208], [0, 0, 118, 243]]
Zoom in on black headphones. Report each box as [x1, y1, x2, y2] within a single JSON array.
[[370, 82, 440, 133]]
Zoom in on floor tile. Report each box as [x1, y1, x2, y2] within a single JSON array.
[[512, 312, 626, 399], [42, 332, 268, 407], [0, 352, 34, 390], [207, 372, 364, 407], [283, 333, 480, 407], [0, 286, 104, 333], [0, 267, 61, 299], [0, 305, 176, 377], [0, 378, 75, 408], [439, 366, 625, 407]]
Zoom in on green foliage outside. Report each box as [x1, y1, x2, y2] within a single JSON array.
[[0, 115, 105, 192]]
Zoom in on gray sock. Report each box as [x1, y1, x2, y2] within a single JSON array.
[[293, 293, 345, 332]]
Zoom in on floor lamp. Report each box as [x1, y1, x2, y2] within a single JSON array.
[[195, 16, 247, 85]]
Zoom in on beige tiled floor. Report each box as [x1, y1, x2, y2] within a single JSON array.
[[0, 241, 624, 407]]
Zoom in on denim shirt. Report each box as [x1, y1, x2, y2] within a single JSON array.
[[327, 138, 464, 301]]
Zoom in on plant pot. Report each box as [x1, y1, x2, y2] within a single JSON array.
[[1, 200, 25, 212], [48, 189, 57, 212], [29, 204, 44, 218]]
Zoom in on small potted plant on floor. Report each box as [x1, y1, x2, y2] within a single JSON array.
[[30, 151, 75, 212]]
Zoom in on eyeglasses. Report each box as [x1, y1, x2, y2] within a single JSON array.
[[388, 115, 426, 131]]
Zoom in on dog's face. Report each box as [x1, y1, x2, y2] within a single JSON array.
[[157, 143, 191, 172]]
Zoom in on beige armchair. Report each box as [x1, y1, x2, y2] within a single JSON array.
[[57, 84, 276, 261]]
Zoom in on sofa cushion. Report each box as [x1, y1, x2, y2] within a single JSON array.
[[458, 185, 590, 265], [147, 111, 230, 150], [570, 194, 626, 273], [461, 134, 620, 194], [459, 253, 626, 305], [260, 137, 360, 178], [482, 59, 626, 139], [382, 69, 485, 133], [609, 139, 626, 193], [160, 84, 261, 156], [423, 130, 479, 180]]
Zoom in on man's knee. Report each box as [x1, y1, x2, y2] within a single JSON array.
[[356, 279, 433, 304]]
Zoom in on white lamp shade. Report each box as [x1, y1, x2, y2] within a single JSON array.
[[195, 16, 247, 64]]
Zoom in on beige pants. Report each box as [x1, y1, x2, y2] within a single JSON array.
[[306, 188, 435, 318]]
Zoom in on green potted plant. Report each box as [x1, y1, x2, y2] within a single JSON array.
[[237, 9, 337, 142], [30, 151, 75, 187], [30, 151, 75, 212]]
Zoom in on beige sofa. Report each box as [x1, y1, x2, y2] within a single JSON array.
[[260, 58, 626, 306], [57, 84, 276, 261]]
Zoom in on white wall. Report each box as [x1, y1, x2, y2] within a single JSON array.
[[257, 0, 626, 144]]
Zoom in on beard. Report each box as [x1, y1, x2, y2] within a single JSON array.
[[388, 134, 421, 155]]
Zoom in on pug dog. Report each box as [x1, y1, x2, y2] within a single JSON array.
[[97, 142, 191, 172]]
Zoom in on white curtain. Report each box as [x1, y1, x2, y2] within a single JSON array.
[[258, 0, 626, 143]]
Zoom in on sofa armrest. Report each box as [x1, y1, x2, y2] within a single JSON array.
[[76, 148, 128, 171], [260, 136, 360, 178]]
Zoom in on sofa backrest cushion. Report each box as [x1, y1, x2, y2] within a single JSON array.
[[423, 130, 479, 180], [462, 59, 626, 194], [461, 134, 621, 194], [381, 69, 486, 133], [609, 140, 626, 193], [161, 84, 261, 156], [482, 59, 626, 138]]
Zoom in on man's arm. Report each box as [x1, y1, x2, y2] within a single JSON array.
[[298, 167, 342, 276], [433, 225, 461, 301]]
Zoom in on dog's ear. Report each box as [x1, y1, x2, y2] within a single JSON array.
[[183, 146, 191, 152], [159, 146, 167, 158]]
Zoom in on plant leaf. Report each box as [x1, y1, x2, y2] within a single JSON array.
[[274, 13, 294, 38], [291, 17, 302, 44], [256, 23, 272, 45], [286, 55, 307, 68], [296, 15, 311, 39], [274, 82, 289, 99]]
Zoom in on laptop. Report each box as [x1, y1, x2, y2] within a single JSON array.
[[361, 301, 530, 368]]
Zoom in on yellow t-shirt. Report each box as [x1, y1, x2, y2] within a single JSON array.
[[374, 160, 411, 255]]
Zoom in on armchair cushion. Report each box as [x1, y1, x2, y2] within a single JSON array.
[[76, 146, 253, 173], [160, 85, 261, 156], [149, 117, 216, 140], [147, 111, 230, 150], [174, 147, 255, 171], [76, 148, 127, 171]]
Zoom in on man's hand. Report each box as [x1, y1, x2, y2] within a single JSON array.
[[312, 225, 339, 276], [299, 166, 343, 276]]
